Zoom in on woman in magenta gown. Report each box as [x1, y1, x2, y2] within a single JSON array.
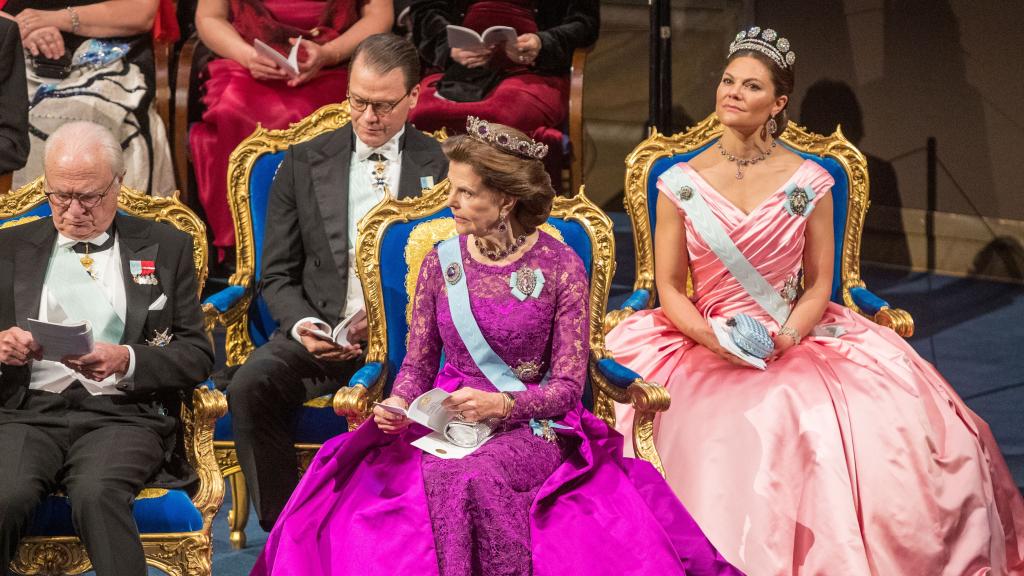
[[251, 120, 740, 576], [190, 0, 392, 258], [605, 27, 1024, 575]]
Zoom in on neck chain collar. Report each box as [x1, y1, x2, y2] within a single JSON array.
[[474, 233, 528, 262], [717, 138, 777, 179]]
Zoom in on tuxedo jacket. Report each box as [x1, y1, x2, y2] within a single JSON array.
[[260, 123, 448, 334], [0, 17, 29, 174], [0, 214, 215, 411]]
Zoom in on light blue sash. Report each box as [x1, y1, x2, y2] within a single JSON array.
[[436, 237, 569, 436], [660, 165, 791, 326], [43, 242, 125, 344]]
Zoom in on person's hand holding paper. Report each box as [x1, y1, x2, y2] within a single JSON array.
[[61, 342, 130, 382], [0, 327, 42, 366]]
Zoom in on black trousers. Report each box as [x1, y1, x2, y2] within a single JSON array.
[[0, 386, 174, 576], [227, 336, 359, 530]]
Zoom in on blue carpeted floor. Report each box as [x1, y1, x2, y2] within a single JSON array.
[[120, 212, 1023, 576]]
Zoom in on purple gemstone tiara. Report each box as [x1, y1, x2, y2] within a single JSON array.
[[465, 116, 548, 160], [729, 27, 796, 69]]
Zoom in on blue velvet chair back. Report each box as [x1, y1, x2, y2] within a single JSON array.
[[644, 143, 849, 302]]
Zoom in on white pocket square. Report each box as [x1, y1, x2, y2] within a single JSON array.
[[148, 293, 168, 311]]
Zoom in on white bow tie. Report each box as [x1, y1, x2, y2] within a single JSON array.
[[57, 231, 110, 248]]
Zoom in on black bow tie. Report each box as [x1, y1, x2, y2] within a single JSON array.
[[72, 233, 115, 254]]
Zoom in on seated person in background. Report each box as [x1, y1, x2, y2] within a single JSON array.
[[0, 121, 214, 576], [0, 14, 28, 193], [408, 0, 598, 188], [252, 119, 741, 576], [2, 0, 176, 196], [225, 33, 448, 532], [605, 26, 1024, 575], [191, 0, 393, 262]]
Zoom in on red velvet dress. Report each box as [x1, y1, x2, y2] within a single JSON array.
[[409, 0, 581, 190], [190, 0, 362, 255]]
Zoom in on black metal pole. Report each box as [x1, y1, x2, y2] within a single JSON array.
[[648, 0, 672, 134], [648, 0, 660, 134], [656, 0, 672, 131], [926, 137, 937, 271]]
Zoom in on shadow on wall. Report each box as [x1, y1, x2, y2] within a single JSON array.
[[973, 236, 1024, 281], [799, 79, 911, 269]]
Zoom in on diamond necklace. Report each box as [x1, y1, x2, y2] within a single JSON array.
[[717, 139, 777, 179]]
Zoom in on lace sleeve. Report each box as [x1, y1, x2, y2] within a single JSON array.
[[391, 250, 444, 404], [508, 249, 590, 421]]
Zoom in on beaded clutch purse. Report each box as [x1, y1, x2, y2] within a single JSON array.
[[444, 420, 493, 448], [726, 313, 775, 359]]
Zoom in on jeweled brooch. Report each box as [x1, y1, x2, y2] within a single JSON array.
[[445, 262, 463, 285], [676, 185, 694, 201], [783, 183, 816, 217], [513, 360, 542, 382], [509, 266, 545, 301]]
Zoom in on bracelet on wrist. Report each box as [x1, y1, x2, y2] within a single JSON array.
[[66, 7, 80, 35], [779, 325, 801, 346], [500, 392, 515, 420]]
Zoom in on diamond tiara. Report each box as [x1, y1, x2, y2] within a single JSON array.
[[729, 27, 796, 69], [465, 116, 548, 160]]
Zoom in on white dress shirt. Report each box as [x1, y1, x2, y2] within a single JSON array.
[[290, 128, 405, 341], [28, 230, 136, 395]]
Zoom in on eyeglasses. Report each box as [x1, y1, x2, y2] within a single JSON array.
[[348, 90, 410, 116], [45, 174, 120, 209]]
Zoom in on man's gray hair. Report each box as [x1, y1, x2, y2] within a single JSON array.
[[44, 121, 125, 177]]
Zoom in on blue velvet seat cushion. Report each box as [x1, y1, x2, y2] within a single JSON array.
[[26, 489, 203, 536], [646, 142, 850, 303], [207, 380, 347, 445]]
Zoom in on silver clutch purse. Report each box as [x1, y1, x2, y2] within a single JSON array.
[[443, 420, 493, 448], [726, 313, 775, 359]]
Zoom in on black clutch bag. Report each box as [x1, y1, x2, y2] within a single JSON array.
[[33, 54, 72, 80]]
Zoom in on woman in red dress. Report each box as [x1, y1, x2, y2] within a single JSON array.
[[191, 0, 392, 259]]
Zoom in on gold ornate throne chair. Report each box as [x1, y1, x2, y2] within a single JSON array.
[[334, 180, 672, 473], [594, 114, 915, 437], [0, 179, 227, 576]]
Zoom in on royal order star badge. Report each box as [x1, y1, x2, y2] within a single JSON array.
[[146, 328, 173, 347]]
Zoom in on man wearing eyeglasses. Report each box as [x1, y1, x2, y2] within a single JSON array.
[[0, 121, 213, 575], [225, 32, 448, 531]]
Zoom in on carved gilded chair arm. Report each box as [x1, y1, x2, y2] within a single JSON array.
[[333, 362, 387, 429], [849, 286, 915, 338], [590, 354, 670, 476], [183, 385, 228, 528]]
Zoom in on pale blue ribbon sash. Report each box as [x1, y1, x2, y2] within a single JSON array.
[[660, 165, 792, 326], [436, 238, 569, 436], [44, 242, 125, 344]]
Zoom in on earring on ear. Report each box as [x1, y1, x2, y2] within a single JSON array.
[[497, 213, 508, 233], [765, 115, 778, 137]]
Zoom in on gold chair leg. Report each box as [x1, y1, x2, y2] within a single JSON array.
[[228, 472, 250, 549]]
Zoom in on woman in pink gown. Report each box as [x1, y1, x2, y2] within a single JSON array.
[[190, 0, 392, 258], [606, 27, 1024, 575]]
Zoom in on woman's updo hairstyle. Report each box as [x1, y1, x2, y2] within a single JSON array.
[[442, 118, 554, 232], [726, 26, 796, 139]]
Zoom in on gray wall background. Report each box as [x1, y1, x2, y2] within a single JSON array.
[[585, 0, 1024, 224]]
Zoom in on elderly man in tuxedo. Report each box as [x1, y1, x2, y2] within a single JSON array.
[[226, 32, 449, 531], [0, 121, 213, 576]]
